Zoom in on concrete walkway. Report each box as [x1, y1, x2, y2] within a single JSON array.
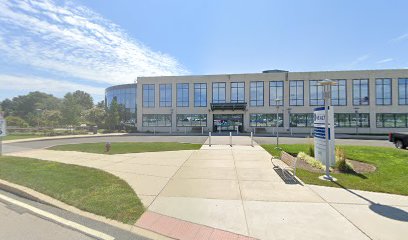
[[7, 136, 408, 240]]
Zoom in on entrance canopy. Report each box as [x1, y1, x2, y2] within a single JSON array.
[[210, 102, 247, 111]]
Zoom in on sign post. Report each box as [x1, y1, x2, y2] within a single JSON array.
[[0, 114, 6, 156], [315, 79, 337, 181]]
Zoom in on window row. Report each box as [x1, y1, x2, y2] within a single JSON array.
[[249, 114, 284, 127], [376, 113, 408, 128], [142, 79, 408, 108], [289, 113, 370, 128]]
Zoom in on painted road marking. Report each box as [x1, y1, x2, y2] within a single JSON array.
[[0, 193, 115, 240]]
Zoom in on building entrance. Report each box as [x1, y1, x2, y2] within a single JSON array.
[[213, 114, 243, 132]]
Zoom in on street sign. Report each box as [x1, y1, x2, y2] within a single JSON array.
[[0, 116, 6, 137], [314, 106, 335, 166]]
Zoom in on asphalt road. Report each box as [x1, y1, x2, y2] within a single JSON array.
[[0, 189, 149, 240], [2, 134, 395, 154]]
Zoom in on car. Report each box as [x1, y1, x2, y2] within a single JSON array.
[[388, 132, 408, 149]]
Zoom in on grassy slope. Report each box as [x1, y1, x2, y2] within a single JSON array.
[[262, 144, 408, 196], [0, 156, 144, 224], [3, 134, 43, 141], [48, 142, 202, 154]]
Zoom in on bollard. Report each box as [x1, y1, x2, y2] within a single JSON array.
[[184, 127, 187, 134], [154, 127, 156, 135], [229, 132, 232, 147], [236, 126, 239, 135], [254, 127, 256, 135], [250, 132, 253, 147], [202, 127, 204, 135], [209, 132, 212, 147]]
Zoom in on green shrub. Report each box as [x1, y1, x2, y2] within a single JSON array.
[[307, 137, 315, 157], [297, 152, 324, 169], [335, 147, 354, 173]]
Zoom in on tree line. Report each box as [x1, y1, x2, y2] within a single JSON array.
[[0, 90, 129, 130]]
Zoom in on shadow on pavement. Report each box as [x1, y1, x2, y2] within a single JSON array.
[[332, 181, 408, 222]]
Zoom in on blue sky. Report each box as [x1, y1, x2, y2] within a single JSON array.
[[1, 0, 408, 102]]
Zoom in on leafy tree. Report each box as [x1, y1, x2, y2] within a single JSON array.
[[61, 93, 82, 126], [5, 116, 29, 128], [105, 99, 120, 130], [41, 110, 62, 128], [72, 90, 93, 110], [82, 107, 106, 127]]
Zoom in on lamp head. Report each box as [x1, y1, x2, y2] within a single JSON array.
[[319, 79, 337, 86]]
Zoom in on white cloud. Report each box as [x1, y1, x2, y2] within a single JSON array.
[[376, 58, 393, 64], [0, 0, 189, 86], [349, 54, 369, 67], [391, 33, 408, 42], [0, 74, 105, 95]]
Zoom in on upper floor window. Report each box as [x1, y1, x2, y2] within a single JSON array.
[[194, 83, 207, 107], [398, 78, 408, 105], [269, 81, 284, 106], [250, 81, 264, 106], [309, 80, 324, 106], [375, 78, 392, 105], [212, 82, 226, 103], [231, 82, 245, 103], [289, 80, 304, 106], [142, 84, 155, 108], [159, 84, 172, 107], [331, 79, 347, 106], [176, 83, 189, 107], [353, 79, 369, 105]]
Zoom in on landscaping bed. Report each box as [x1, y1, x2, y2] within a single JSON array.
[[48, 142, 202, 154], [262, 144, 408, 196], [0, 156, 144, 224]]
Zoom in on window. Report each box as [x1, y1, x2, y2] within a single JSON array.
[[269, 81, 284, 106], [142, 84, 155, 108], [142, 114, 171, 127], [331, 80, 347, 106], [176, 114, 207, 126], [353, 79, 369, 105], [376, 78, 392, 105], [250, 113, 283, 127], [231, 82, 245, 103], [159, 84, 172, 107], [376, 113, 408, 128], [398, 78, 408, 105], [289, 113, 314, 127], [212, 82, 226, 103], [309, 80, 324, 106], [176, 83, 189, 107], [250, 81, 264, 106], [289, 80, 304, 106], [334, 113, 370, 128], [194, 83, 207, 107]]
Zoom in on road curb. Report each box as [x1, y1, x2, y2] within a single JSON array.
[[0, 179, 173, 240], [3, 133, 127, 144]]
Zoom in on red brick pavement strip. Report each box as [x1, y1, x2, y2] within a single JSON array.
[[136, 211, 257, 240]]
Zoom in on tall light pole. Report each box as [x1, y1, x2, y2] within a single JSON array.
[[319, 79, 337, 181], [275, 98, 282, 149], [354, 107, 359, 135]]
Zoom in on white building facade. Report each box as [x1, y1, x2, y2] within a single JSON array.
[[107, 69, 408, 134]]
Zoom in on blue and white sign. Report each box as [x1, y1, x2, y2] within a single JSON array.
[[314, 106, 335, 166]]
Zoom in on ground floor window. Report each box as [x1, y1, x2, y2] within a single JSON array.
[[289, 113, 314, 127], [142, 114, 171, 127], [250, 113, 283, 127], [176, 114, 207, 127], [376, 113, 408, 128], [334, 113, 370, 128]]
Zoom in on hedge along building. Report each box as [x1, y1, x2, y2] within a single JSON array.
[[106, 69, 408, 134]]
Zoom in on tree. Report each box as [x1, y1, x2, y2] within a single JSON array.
[[5, 116, 29, 128], [72, 90, 93, 110], [41, 110, 62, 128], [82, 107, 106, 127], [105, 99, 120, 130], [61, 93, 82, 126]]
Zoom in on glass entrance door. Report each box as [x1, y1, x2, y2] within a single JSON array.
[[213, 114, 243, 132]]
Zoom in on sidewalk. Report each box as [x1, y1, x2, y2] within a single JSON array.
[[7, 136, 408, 240]]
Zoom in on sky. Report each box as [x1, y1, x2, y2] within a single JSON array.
[[0, 0, 408, 103]]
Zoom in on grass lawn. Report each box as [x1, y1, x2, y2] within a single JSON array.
[[0, 156, 144, 224], [262, 144, 408, 196], [2, 134, 44, 141], [48, 142, 202, 154]]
